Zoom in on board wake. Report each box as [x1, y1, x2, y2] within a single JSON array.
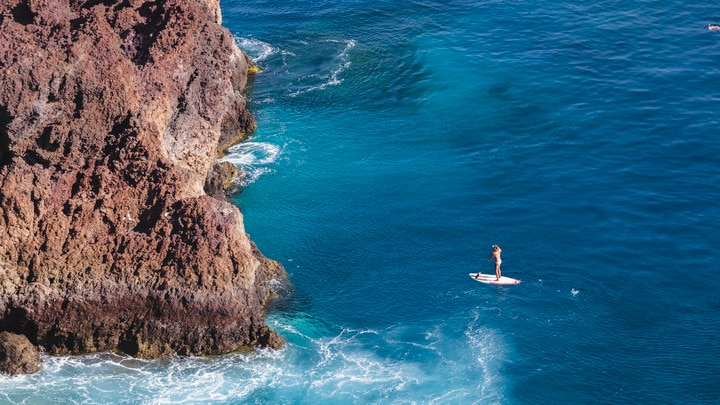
[[469, 273, 521, 285]]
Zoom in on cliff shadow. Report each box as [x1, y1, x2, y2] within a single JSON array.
[[0, 106, 13, 168]]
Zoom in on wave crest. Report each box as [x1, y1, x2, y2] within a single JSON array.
[[233, 36, 278, 63], [289, 39, 357, 97]]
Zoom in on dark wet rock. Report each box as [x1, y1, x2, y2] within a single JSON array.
[[205, 161, 246, 198]]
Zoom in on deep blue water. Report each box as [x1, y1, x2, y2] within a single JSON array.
[[3, 0, 720, 403]]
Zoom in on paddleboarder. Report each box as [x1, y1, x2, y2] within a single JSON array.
[[489, 244, 502, 281], [474, 244, 503, 280]]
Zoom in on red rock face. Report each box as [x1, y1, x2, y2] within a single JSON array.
[[0, 0, 282, 357]]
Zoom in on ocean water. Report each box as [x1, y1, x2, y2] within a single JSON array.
[[4, 0, 720, 403]]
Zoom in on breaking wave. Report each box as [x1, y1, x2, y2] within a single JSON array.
[[220, 141, 280, 186], [233, 36, 279, 63]]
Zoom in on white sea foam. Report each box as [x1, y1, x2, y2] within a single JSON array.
[[5, 315, 507, 403], [220, 141, 280, 185], [232, 36, 357, 98], [465, 312, 507, 402], [233, 36, 278, 63], [304, 327, 425, 402], [272, 313, 505, 403]]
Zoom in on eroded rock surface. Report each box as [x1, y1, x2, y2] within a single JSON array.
[[0, 0, 282, 362], [0, 331, 41, 375]]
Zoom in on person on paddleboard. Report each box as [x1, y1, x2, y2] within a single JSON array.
[[489, 244, 502, 281]]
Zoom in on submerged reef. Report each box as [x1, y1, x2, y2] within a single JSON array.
[[0, 0, 283, 374]]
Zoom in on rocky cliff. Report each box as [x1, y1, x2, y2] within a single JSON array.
[[0, 0, 283, 366]]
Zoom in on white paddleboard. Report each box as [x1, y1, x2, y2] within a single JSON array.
[[469, 273, 521, 285]]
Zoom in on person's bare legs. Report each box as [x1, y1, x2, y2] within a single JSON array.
[[495, 263, 501, 281]]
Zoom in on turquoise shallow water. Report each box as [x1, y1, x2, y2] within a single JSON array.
[[4, 0, 720, 403]]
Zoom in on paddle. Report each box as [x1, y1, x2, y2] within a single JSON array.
[[475, 259, 489, 278]]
